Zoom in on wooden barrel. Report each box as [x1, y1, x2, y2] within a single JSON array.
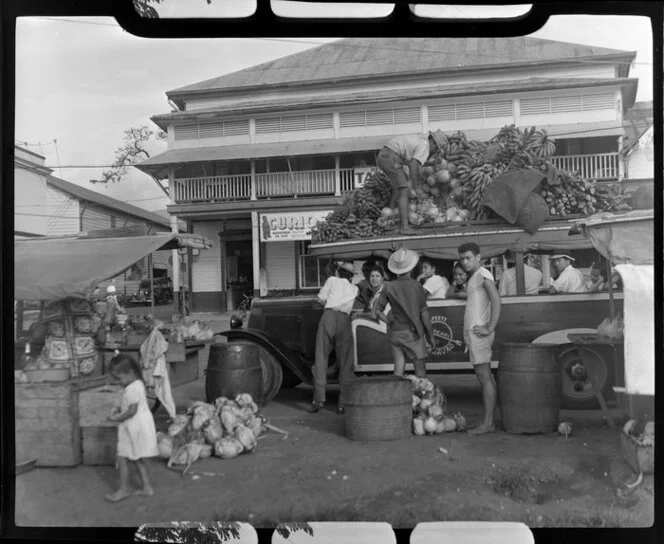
[[205, 342, 263, 405], [344, 376, 412, 441], [498, 343, 561, 434]]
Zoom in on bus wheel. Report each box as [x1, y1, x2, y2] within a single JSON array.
[[557, 345, 612, 410], [280, 367, 302, 389]]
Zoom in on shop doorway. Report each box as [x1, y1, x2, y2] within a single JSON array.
[[225, 240, 253, 310]]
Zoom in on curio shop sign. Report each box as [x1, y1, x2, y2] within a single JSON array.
[[259, 211, 333, 242]]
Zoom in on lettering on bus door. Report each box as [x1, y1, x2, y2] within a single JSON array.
[[426, 314, 467, 360]]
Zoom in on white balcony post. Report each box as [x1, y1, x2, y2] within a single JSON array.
[[333, 112, 340, 139], [334, 156, 341, 196], [421, 105, 428, 133], [250, 159, 257, 200], [617, 137, 625, 180], [251, 212, 261, 299]]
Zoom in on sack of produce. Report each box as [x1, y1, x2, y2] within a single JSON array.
[[235, 423, 258, 453], [220, 405, 240, 434], [202, 415, 224, 444], [168, 414, 191, 437], [235, 393, 259, 415], [190, 402, 217, 430]]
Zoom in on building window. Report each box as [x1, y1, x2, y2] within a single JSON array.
[[299, 241, 329, 289]]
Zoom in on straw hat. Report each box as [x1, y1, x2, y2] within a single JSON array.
[[551, 254, 575, 262], [388, 248, 420, 275], [336, 261, 355, 273], [106, 285, 116, 294]]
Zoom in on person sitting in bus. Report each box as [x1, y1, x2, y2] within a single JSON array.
[[354, 264, 389, 320], [355, 259, 379, 311], [416, 259, 451, 299], [498, 252, 543, 296], [548, 254, 586, 294], [585, 262, 608, 293], [446, 261, 469, 299]]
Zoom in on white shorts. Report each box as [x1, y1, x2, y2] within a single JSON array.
[[463, 329, 494, 365]]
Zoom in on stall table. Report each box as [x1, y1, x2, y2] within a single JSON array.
[[567, 333, 625, 429]]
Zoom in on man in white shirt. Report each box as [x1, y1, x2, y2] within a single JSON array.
[[417, 259, 451, 299], [458, 242, 501, 435], [311, 261, 359, 415], [499, 253, 543, 296], [548, 254, 586, 294], [377, 132, 441, 235]]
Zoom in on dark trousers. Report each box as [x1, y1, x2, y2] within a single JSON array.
[[313, 309, 355, 407]]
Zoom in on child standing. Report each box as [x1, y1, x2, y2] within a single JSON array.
[[106, 353, 159, 502], [374, 248, 435, 378]]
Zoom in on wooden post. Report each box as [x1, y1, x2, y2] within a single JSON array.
[[607, 259, 616, 320], [149, 253, 155, 316], [515, 251, 525, 296], [251, 212, 261, 299], [334, 156, 341, 196], [169, 167, 180, 313]]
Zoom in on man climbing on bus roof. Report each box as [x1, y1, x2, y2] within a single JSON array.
[[376, 130, 447, 236], [548, 254, 586, 294]]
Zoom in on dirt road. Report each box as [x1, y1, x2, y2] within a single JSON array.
[[14, 372, 653, 528]]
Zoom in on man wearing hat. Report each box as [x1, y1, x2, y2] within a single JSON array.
[[374, 248, 435, 378], [310, 261, 359, 414], [498, 252, 543, 296], [548, 254, 585, 294], [376, 131, 447, 235]]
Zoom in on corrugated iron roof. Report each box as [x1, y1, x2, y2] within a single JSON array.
[[623, 101, 653, 152], [136, 120, 624, 178], [153, 77, 637, 127], [168, 37, 636, 99], [46, 176, 172, 229]]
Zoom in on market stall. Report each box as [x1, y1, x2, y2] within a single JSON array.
[[14, 229, 213, 467]]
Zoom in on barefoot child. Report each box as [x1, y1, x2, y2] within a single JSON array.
[[375, 247, 435, 378], [106, 353, 159, 502], [457, 242, 502, 435]]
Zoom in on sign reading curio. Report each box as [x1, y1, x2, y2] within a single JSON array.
[[260, 211, 333, 242]]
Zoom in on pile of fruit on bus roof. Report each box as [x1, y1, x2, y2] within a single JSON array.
[[311, 125, 632, 244]]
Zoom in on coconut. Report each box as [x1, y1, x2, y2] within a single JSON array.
[[438, 159, 448, 170], [202, 415, 224, 444], [430, 187, 441, 198], [442, 417, 457, 432], [424, 417, 438, 435], [421, 166, 435, 178], [157, 432, 174, 459], [220, 406, 240, 434], [644, 421, 655, 437], [429, 404, 444, 419], [248, 415, 264, 438], [419, 398, 433, 413], [435, 420, 446, 434], [214, 437, 244, 459], [168, 414, 191, 437], [235, 423, 258, 452], [426, 176, 437, 187], [453, 413, 467, 432], [422, 184, 431, 194], [434, 170, 451, 184], [381, 207, 394, 218], [412, 418, 425, 436]]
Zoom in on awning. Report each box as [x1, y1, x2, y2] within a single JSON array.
[[135, 136, 388, 178], [14, 233, 211, 301], [136, 120, 625, 179], [308, 220, 594, 261], [572, 209, 654, 265]]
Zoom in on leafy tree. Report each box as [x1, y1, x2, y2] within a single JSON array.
[[90, 126, 166, 185]]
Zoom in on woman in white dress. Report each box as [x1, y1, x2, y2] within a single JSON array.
[[106, 354, 159, 502]]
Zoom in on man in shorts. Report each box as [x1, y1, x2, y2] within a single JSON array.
[[376, 131, 447, 235], [374, 248, 435, 377], [458, 242, 502, 435]]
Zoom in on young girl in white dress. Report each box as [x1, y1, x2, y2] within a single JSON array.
[[106, 353, 159, 502]]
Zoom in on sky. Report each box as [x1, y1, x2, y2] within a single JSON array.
[[14, 5, 654, 214]]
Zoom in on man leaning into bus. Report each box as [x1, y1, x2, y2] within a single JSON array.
[[548, 254, 586, 294]]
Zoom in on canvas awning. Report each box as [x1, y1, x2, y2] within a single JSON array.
[[308, 219, 594, 261], [14, 232, 211, 301]]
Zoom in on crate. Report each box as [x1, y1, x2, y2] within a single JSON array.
[[78, 385, 122, 427], [14, 376, 107, 467], [82, 426, 117, 465], [620, 432, 654, 474]]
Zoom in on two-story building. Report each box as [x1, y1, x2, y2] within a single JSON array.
[[136, 37, 641, 313], [14, 145, 181, 299]]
